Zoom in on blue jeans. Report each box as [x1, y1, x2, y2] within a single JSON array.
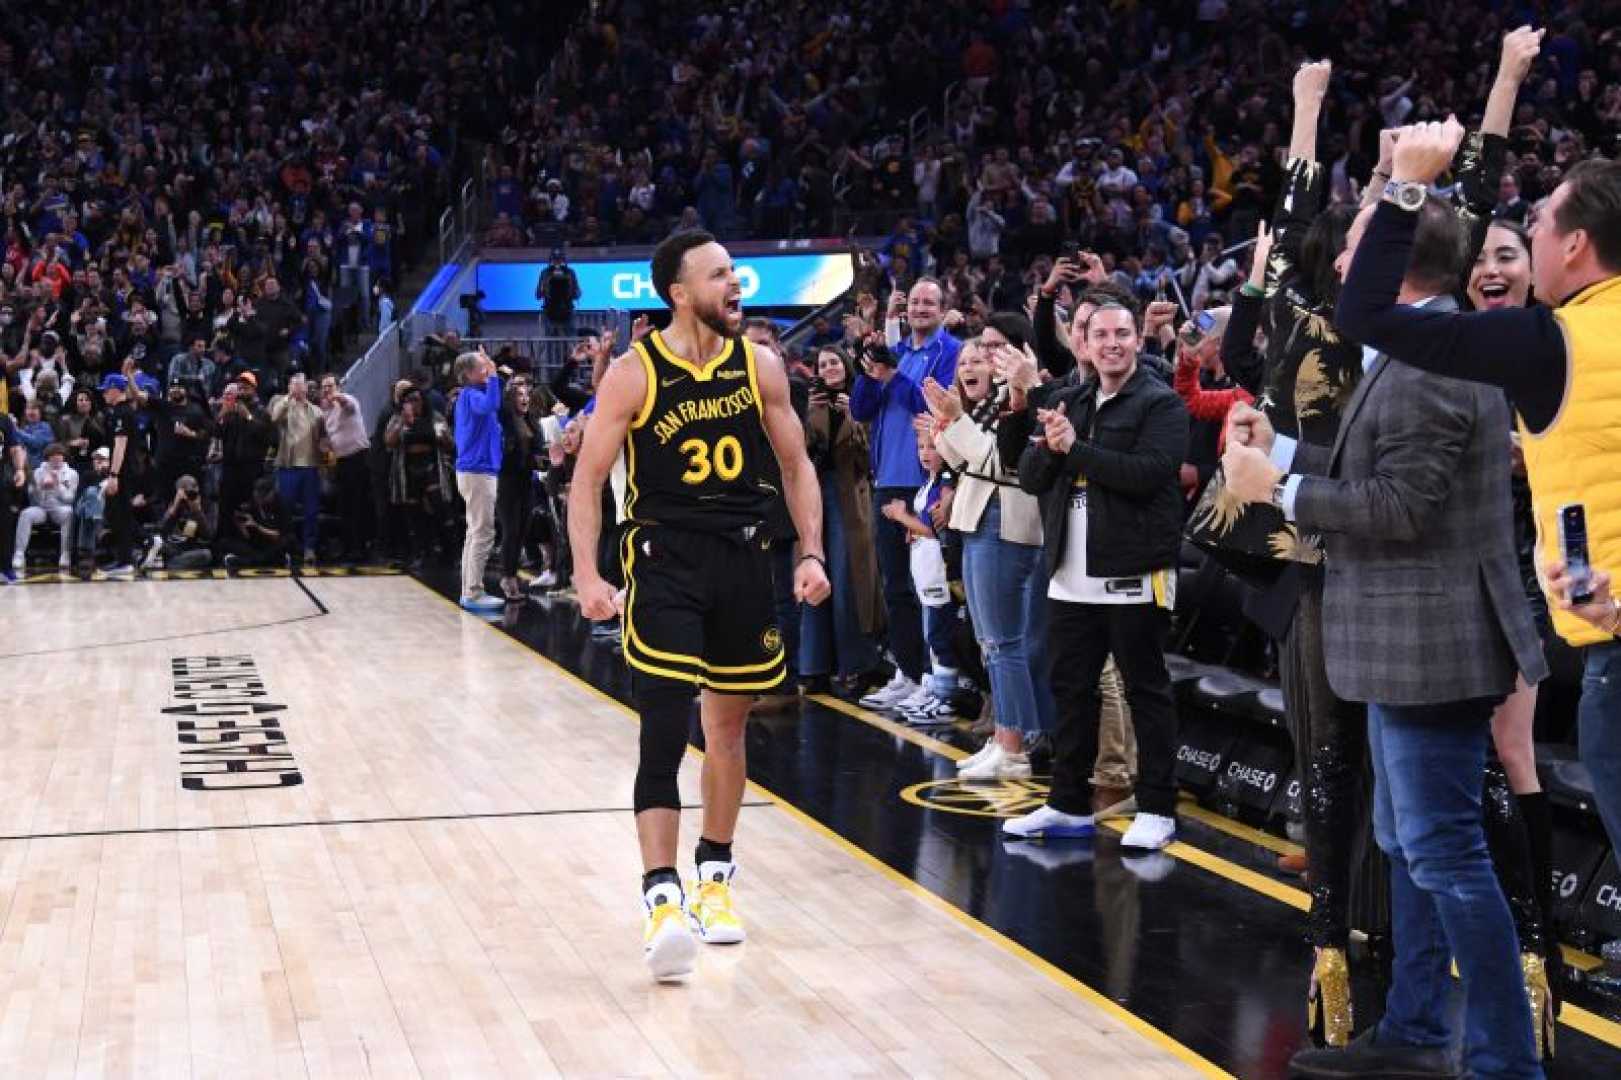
[[1579, 641, 1621, 849], [800, 472, 880, 679], [74, 500, 103, 554], [276, 467, 321, 556], [962, 497, 1050, 736], [873, 486, 927, 682], [922, 600, 961, 696], [1367, 701, 1540, 1080]]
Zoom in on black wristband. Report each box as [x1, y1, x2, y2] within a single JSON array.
[[798, 553, 826, 571]]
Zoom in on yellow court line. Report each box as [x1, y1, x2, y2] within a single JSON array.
[[405, 580, 1621, 1058], [817, 687, 1621, 1052], [1183, 803, 1616, 982], [756, 771, 1231, 1079], [1558, 999, 1621, 1054], [1564, 945, 1601, 973], [1175, 797, 1303, 858], [1100, 816, 1308, 912], [807, 693, 973, 761], [403, 578, 1232, 1080]]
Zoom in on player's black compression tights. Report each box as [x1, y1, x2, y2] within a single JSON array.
[[634, 678, 694, 813]]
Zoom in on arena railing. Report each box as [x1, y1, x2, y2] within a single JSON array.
[[457, 309, 630, 381], [781, 294, 854, 360], [340, 311, 450, 424]]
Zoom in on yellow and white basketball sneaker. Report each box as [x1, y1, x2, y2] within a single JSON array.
[[687, 862, 746, 944], [643, 882, 697, 981]]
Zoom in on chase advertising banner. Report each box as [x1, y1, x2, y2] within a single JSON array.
[[478, 253, 853, 313]]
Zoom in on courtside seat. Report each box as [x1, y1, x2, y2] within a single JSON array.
[[1165, 652, 1222, 693], [1254, 687, 1287, 725], [1188, 670, 1264, 707], [1230, 685, 1289, 730], [1537, 743, 1600, 816], [1189, 670, 1286, 732], [1167, 648, 1225, 697]]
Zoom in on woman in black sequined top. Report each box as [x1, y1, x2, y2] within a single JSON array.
[[1203, 45, 1525, 1050]]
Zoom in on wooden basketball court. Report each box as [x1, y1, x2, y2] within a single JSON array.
[[0, 576, 1206, 1078]]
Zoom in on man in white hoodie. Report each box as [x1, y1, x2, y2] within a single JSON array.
[[14, 442, 78, 571]]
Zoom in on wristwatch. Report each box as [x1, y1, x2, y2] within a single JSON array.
[[1382, 179, 1428, 212], [1269, 477, 1290, 511]]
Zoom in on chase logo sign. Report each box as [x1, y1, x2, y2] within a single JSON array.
[[609, 266, 762, 303], [478, 253, 853, 313]]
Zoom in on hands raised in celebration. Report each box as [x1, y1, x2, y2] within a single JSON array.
[[1292, 60, 1332, 107], [1390, 116, 1468, 186], [1224, 402, 1276, 454], [1497, 24, 1544, 88], [921, 376, 962, 423]]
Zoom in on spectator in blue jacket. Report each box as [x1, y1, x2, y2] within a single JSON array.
[[452, 349, 504, 612], [850, 278, 961, 709]]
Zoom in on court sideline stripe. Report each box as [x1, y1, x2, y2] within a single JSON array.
[[5, 565, 404, 586], [292, 574, 329, 614], [0, 802, 773, 844], [810, 691, 1304, 855], [818, 690, 1621, 1051], [406, 577, 1232, 1080], [0, 577, 329, 660]]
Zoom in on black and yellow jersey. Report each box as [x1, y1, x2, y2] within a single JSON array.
[[623, 330, 778, 532]]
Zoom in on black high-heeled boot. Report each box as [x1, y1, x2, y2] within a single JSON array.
[[1519, 791, 1566, 1012], [1481, 762, 1556, 1061]]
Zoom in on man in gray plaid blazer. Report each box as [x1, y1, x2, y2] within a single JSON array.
[[1223, 193, 1548, 1080]]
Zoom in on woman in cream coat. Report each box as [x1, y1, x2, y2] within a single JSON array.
[[925, 336, 1053, 780]]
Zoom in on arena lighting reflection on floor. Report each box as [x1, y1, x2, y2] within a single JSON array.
[[421, 568, 1621, 1079]]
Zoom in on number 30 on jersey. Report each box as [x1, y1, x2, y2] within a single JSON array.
[[678, 435, 745, 485]]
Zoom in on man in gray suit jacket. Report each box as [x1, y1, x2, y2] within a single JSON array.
[[1223, 193, 1548, 1080]]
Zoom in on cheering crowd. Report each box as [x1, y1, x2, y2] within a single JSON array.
[[471, 18, 1620, 1079], [0, 0, 578, 577]]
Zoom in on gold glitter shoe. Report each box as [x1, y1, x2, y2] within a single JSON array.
[[1307, 946, 1353, 1048], [1524, 952, 1555, 1061]]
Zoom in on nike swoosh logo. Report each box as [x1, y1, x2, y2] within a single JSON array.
[[661, 376, 686, 388]]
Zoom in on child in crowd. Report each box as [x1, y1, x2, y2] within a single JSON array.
[[880, 432, 963, 723]]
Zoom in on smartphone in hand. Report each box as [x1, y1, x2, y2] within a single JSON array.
[[1559, 503, 1595, 605]]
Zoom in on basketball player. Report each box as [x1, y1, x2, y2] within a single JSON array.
[[568, 230, 831, 981]]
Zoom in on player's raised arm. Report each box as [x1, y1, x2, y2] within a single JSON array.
[[567, 350, 648, 620]]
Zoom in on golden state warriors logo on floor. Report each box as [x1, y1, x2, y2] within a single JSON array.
[[901, 778, 1051, 818]]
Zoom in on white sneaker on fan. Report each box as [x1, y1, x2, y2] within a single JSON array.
[[1002, 804, 1095, 840], [900, 692, 956, 724], [891, 684, 931, 713], [957, 740, 1000, 771], [960, 748, 1031, 781], [859, 671, 913, 709], [1120, 812, 1177, 851]]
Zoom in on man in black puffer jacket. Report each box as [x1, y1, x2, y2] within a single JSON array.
[[996, 301, 1188, 851]]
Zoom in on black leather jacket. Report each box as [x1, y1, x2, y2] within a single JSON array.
[[999, 365, 1187, 580]]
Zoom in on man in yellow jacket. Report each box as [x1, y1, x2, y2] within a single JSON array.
[[1332, 122, 1621, 851]]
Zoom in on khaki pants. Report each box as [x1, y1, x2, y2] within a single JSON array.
[[1092, 656, 1137, 789], [456, 472, 498, 600]]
